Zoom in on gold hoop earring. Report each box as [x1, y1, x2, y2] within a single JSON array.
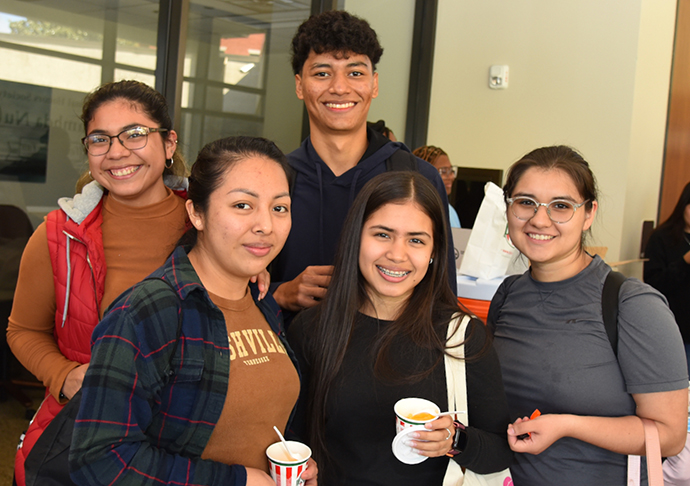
[[165, 158, 173, 169]]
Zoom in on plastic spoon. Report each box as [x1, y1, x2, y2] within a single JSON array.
[[272, 426, 298, 461], [433, 410, 466, 417], [414, 409, 466, 418]]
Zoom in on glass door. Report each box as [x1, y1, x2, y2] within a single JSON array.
[[180, 0, 311, 162]]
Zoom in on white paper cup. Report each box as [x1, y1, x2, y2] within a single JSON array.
[[266, 441, 311, 486], [394, 397, 440, 433]]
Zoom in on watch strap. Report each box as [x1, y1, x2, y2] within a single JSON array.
[[447, 420, 466, 457]]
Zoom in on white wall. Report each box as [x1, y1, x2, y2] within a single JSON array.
[[428, 0, 677, 275], [262, 16, 306, 154], [623, 0, 677, 264], [343, 0, 415, 143]]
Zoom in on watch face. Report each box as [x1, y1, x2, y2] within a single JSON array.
[[453, 427, 468, 453]]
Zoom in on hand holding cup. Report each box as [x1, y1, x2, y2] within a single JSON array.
[[266, 441, 314, 486], [393, 398, 457, 463]]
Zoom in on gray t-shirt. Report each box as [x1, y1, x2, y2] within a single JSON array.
[[488, 256, 688, 486]]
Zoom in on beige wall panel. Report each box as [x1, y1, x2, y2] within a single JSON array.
[[429, 0, 676, 275]]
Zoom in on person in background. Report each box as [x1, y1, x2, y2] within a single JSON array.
[[644, 181, 690, 373], [413, 145, 461, 228], [269, 10, 455, 324], [367, 119, 397, 141], [488, 145, 688, 485], [288, 171, 512, 485], [70, 136, 317, 486], [7, 80, 189, 486], [662, 388, 690, 486]]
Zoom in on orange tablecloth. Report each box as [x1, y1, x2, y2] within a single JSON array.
[[458, 297, 490, 324]]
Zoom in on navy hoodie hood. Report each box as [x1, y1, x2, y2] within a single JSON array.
[[287, 130, 410, 259], [270, 128, 456, 320]]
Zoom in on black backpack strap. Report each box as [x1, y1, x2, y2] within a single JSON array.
[[386, 149, 418, 172], [602, 270, 626, 356]]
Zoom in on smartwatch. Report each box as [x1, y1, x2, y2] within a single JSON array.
[[447, 421, 467, 457]]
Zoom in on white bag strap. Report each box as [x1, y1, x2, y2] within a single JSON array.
[[443, 314, 513, 486], [628, 455, 640, 486], [445, 313, 471, 426], [443, 313, 471, 486]]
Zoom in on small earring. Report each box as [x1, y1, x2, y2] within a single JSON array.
[[429, 257, 434, 264], [88, 170, 92, 177], [165, 158, 173, 169]]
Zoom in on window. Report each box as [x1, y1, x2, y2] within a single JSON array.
[[179, 1, 310, 163], [0, 0, 160, 226]]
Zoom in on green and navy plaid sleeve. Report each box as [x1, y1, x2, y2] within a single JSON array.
[[69, 275, 246, 486]]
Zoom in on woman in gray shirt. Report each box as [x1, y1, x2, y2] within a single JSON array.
[[488, 145, 688, 485]]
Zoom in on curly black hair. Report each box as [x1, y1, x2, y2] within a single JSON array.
[[290, 10, 384, 75]]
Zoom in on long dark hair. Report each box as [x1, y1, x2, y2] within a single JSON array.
[[76, 80, 186, 192], [179, 136, 292, 248], [655, 181, 690, 243], [304, 171, 465, 464]]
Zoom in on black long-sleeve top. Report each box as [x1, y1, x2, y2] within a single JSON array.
[[287, 309, 513, 486], [644, 227, 690, 342]]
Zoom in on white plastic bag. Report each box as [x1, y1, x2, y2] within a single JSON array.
[[459, 182, 521, 280]]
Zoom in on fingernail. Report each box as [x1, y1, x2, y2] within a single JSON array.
[[403, 440, 415, 447], [409, 432, 419, 438]]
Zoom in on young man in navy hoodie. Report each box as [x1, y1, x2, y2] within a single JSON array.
[[271, 10, 456, 319]]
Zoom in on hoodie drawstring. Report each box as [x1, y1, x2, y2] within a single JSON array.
[[315, 163, 325, 261], [349, 169, 362, 206]]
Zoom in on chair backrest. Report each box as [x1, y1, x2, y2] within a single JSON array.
[[0, 205, 34, 301], [0, 205, 34, 240], [585, 246, 608, 259]]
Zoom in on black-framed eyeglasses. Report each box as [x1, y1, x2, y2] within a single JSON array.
[[437, 166, 458, 177], [81, 126, 168, 156], [506, 196, 589, 224]]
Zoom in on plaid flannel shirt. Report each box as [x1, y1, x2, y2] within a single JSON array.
[[69, 246, 297, 485]]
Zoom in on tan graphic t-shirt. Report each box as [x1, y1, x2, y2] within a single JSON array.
[[201, 289, 300, 471]]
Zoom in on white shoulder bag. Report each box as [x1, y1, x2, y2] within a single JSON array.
[[443, 313, 513, 486]]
